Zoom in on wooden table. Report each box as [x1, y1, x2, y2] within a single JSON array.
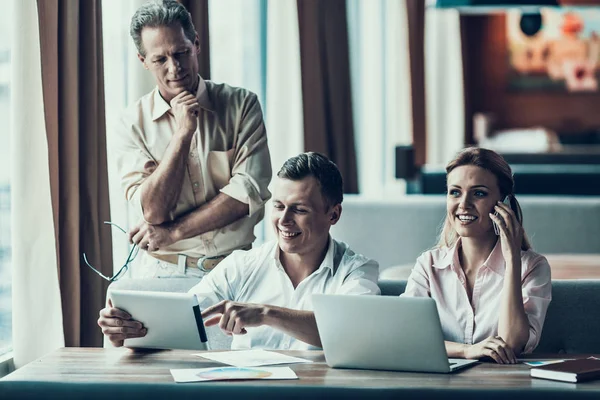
[[2, 348, 600, 399]]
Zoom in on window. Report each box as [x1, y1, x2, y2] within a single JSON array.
[[209, 0, 265, 102], [209, 0, 267, 244], [102, 0, 139, 277], [0, 5, 12, 356]]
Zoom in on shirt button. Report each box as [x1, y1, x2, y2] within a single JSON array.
[[190, 152, 195, 157], [193, 182, 199, 188]]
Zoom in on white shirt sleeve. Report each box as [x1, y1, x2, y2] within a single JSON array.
[[521, 254, 552, 354], [401, 252, 432, 298], [338, 259, 381, 295]]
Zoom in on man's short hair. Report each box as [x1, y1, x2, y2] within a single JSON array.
[[130, 0, 197, 57], [277, 152, 343, 208]]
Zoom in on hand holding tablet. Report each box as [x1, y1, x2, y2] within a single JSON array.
[[108, 290, 208, 351]]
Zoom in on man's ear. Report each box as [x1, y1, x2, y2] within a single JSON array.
[[329, 204, 342, 225], [194, 34, 201, 54], [137, 53, 149, 70]]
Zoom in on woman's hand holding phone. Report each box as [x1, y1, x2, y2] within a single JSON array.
[[489, 195, 524, 264], [493, 196, 510, 236]]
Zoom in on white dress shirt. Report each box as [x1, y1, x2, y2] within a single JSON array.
[[188, 237, 380, 350], [402, 239, 552, 354]]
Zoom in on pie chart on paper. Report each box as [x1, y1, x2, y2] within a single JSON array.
[[196, 366, 273, 381]]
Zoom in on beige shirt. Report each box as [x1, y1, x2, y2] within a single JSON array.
[[189, 237, 381, 350], [402, 239, 552, 354], [114, 77, 272, 258]]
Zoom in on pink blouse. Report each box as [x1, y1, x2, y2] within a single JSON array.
[[402, 239, 552, 354]]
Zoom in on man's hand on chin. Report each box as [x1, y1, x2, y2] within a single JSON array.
[[170, 90, 200, 137]]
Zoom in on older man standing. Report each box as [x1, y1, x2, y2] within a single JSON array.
[[113, 0, 271, 278]]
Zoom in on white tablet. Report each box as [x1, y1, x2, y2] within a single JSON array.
[[109, 289, 208, 351]]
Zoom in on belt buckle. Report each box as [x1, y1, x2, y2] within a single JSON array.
[[196, 256, 218, 273]]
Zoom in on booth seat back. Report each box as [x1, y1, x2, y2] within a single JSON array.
[[379, 279, 600, 354], [534, 280, 600, 354], [331, 195, 600, 270]]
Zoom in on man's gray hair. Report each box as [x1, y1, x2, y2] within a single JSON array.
[[130, 0, 197, 56]]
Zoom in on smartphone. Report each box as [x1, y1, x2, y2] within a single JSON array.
[[493, 195, 511, 235]]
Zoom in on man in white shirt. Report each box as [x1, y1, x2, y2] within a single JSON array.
[[98, 153, 380, 349]]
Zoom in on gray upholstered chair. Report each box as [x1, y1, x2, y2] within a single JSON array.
[[379, 279, 600, 354], [534, 280, 600, 354]]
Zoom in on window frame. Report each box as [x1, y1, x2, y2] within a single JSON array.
[[0, 351, 14, 377]]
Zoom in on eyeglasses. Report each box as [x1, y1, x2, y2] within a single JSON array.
[[82, 221, 139, 282]]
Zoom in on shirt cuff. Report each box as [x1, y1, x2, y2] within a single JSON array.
[[522, 327, 539, 354], [220, 174, 269, 217]]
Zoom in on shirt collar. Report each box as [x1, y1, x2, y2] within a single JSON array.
[[432, 237, 506, 275], [482, 240, 506, 276], [151, 75, 214, 121], [273, 236, 336, 273], [319, 236, 336, 272], [432, 241, 458, 270]]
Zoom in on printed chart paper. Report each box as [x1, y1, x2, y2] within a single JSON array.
[[170, 366, 298, 383]]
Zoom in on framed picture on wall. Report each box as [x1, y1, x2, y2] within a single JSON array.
[[507, 8, 600, 92]]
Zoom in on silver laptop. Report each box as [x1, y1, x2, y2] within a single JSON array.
[[312, 294, 477, 373]]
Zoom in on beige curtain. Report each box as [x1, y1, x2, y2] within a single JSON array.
[[179, 0, 211, 79], [11, 0, 64, 368], [297, 0, 358, 193], [406, 0, 427, 167], [37, 0, 113, 347]]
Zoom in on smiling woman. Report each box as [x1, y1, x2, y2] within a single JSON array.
[[439, 147, 531, 251], [401, 147, 552, 365]]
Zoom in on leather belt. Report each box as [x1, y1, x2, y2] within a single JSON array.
[[149, 253, 226, 272]]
